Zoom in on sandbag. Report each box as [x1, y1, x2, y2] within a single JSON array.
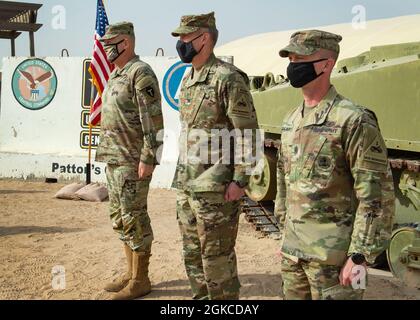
[[75, 182, 108, 202], [54, 182, 85, 200]]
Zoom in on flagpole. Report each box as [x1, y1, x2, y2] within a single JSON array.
[[86, 80, 95, 185], [86, 0, 111, 185]]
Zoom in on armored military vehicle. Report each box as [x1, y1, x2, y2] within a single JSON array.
[[246, 41, 420, 288]]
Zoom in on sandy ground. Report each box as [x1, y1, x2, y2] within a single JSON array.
[[0, 179, 419, 300]]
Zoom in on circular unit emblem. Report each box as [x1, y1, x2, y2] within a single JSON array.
[[12, 58, 58, 110], [162, 60, 191, 111]]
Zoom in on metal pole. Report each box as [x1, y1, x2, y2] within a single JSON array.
[[86, 76, 95, 185], [11, 38, 15, 56], [29, 31, 35, 57]]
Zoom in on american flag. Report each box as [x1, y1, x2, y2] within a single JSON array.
[[88, 0, 114, 126]]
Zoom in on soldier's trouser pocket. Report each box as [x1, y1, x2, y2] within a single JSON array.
[[280, 257, 312, 300], [192, 192, 240, 257], [304, 260, 365, 300], [321, 283, 364, 300], [119, 168, 153, 252], [191, 192, 241, 299], [106, 165, 124, 234], [176, 190, 209, 299]]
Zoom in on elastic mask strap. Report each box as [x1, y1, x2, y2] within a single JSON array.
[[104, 39, 125, 48]]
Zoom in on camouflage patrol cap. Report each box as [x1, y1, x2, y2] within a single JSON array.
[[171, 12, 217, 37], [279, 29, 342, 57], [101, 21, 135, 40]]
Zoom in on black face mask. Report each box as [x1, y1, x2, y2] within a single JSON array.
[[176, 34, 204, 63], [287, 58, 328, 88], [103, 39, 125, 63]]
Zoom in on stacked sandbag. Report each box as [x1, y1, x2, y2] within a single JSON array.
[[54, 182, 85, 200], [54, 182, 108, 202], [75, 183, 108, 202]]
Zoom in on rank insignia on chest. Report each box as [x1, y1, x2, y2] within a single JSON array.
[[315, 106, 329, 123], [111, 89, 118, 96]]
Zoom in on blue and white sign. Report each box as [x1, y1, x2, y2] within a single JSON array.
[[162, 61, 191, 111]]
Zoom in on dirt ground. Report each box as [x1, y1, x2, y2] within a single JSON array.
[[0, 179, 419, 300]]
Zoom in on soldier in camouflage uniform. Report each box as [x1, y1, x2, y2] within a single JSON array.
[[275, 30, 395, 299], [95, 22, 164, 300], [171, 12, 259, 300]]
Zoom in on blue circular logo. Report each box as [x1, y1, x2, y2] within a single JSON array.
[[162, 61, 191, 111]]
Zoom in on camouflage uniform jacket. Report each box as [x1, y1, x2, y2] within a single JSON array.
[[274, 86, 395, 266], [173, 54, 259, 192], [95, 56, 163, 166]]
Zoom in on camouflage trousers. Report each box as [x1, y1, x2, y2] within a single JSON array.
[[281, 256, 365, 300], [176, 190, 241, 300], [106, 164, 153, 252]]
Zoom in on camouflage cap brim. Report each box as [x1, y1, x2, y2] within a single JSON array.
[[101, 21, 135, 41], [171, 25, 200, 37], [100, 33, 120, 41], [279, 43, 318, 58]]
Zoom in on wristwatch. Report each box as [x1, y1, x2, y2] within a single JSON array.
[[350, 253, 366, 265], [233, 180, 248, 188]]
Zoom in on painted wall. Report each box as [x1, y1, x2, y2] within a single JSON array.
[[0, 56, 191, 188]]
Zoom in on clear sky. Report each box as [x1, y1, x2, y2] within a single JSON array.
[[1, 0, 420, 66]]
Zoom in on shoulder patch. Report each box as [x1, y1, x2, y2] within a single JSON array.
[[135, 74, 156, 91], [145, 86, 155, 98], [358, 124, 388, 172], [230, 87, 253, 118]]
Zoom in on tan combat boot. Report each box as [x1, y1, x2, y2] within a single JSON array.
[[104, 244, 133, 292], [111, 251, 152, 300]]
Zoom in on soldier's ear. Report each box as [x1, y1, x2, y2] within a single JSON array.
[[329, 58, 337, 70], [121, 37, 130, 49], [203, 32, 210, 44], [323, 58, 334, 73]]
